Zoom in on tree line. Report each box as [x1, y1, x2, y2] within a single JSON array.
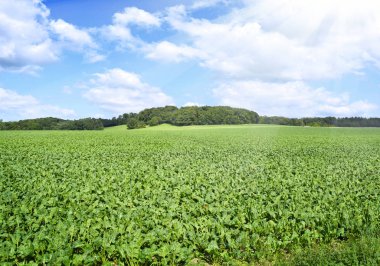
[[103, 106, 260, 129], [258, 116, 380, 127], [101, 106, 380, 129], [1, 106, 380, 130], [0, 117, 104, 130]]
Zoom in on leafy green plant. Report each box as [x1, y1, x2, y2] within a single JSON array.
[[0, 126, 379, 264]]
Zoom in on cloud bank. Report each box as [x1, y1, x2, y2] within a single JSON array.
[[83, 68, 174, 113], [0, 88, 75, 120]]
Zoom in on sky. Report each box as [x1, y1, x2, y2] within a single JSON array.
[[1, 0, 380, 121]]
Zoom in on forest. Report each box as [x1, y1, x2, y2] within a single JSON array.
[[0, 117, 104, 130], [1, 105, 380, 130]]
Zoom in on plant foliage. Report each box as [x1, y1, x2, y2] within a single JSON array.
[[0, 126, 379, 264]]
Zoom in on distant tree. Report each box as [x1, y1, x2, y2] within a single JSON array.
[[56, 118, 104, 130], [56, 121, 74, 130], [290, 118, 304, 126], [259, 116, 293, 125], [173, 107, 198, 126], [138, 106, 178, 124], [100, 113, 137, 127], [308, 122, 322, 127], [78, 118, 104, 130], [148, 116, 160, 126], [127, 118, 146, 130], [224, 115, 239, 124], [127, 118, 138, 129]]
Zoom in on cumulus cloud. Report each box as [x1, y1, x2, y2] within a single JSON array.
[[183, 102, 203, 107], [113, 7, 161, 27], [145, 41, 204, 62], [83, 68, 174, 113], [101, 7, 160, 48], [0, 0, 58, 72], [0, 0, 104, 72], [159, 0, 380, 80], [50, 19, 96, 49], [0, 88, 38, 109], [101, 24, 134, 43], [50, 19, 104, 63], [0, 88, 75, 120], [140, 0, 380, 117], [213, 81, 377, 117]]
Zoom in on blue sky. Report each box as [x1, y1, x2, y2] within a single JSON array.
[[1, 0, 380, 121]]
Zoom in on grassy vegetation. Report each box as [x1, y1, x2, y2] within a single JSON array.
[[106, 123, 286, 132], [275, 232, 380, 266], [1, 125, 379, 265]]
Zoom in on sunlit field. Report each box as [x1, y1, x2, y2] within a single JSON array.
[[1, 125, 380, 265]]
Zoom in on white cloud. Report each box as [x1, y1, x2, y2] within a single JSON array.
[[0, 0, 58, 72], [101, 7, 160, 47], [183, 102, 203, 107], [213, 81, 378, 117], [161, 0, 380, 80], [50, 19, 96, 49], [0, 88, 38, 109], [83, 50, 106, 63], [145, 41, 203, 62], [92, 113, 106, 119], [113, 7, 160, 27], [83, 68, 174, 113], [141, 0, 380, 117], [102, 24, 134, 42], [21, 104, 76, 119], [50, 19, 104, 63], [0, 88, 75, 120], [0, 1, 104, 72]]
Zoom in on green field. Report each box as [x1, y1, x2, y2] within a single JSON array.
[[1, 125, 380, 265]]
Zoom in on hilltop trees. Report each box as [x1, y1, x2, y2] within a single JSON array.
[[56, 118, 104, 130], [127, 118, 146, 129], [258, 116, 380, 127], [138, 106, 178, 124], [137, 106, 260, 126], [2, 106, 380, 130], [0, 117, 104, 130], [148, 116, 160, 126], [103, 105, 260, 129]]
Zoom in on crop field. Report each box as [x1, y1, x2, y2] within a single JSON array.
[[1, 125, 380, 265]]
